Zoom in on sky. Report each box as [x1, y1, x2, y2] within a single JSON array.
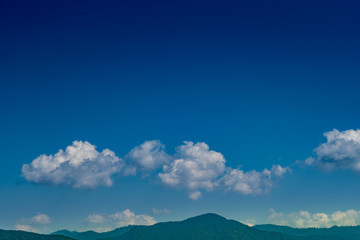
[[1, 0, 360, 233]]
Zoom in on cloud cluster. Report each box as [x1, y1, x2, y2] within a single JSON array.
[[15, 213, 51, 233], [110, 209, 157, 226], [22, 140, 289, 199], [306, 129, 360, 172], [268, 209, 360, 228], [85, 209, 156, 231], [22, 141, 124, 189], [158, 141, 288, 199], [220, 165, 289, 195]]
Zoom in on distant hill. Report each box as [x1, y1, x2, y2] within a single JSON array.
[[0, 229, 75, 240], [254, 224, 360, 240], [5, 213, 360, 240], [53, 226, 134, 240], [101, 213, 298, 240]]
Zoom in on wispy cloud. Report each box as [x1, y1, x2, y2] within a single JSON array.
[[268, 209, 360, 228], [15, 224, 38, 233], [84, 209, 156, 231], [152, 208, 171, 215], [110, 209, 157, 226], [86, 214, 105, 224], [15, 213, 51, 233]]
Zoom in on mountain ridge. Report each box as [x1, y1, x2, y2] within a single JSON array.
[[254, 224, 360, 240], [2, 213, 360, 240]]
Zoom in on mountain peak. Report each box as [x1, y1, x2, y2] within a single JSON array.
[[192, 213, 226, 219]]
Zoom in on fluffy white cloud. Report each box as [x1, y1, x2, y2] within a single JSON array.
[[109, 209, 157, 226], [306, 129, 360, 172], [126, 140, 171, 175], [30, 213, 51, 225], [220, 165, 290, 195], [157, 141, 289, 199], [22, 141, 124, 189], [21, 139, 288, 199], [158, 141, 226, 199], [86, 214, 105, 224], [268, 209, 360, 228]]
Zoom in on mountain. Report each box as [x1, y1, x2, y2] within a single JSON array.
[[52, 230, 80, 239], [0, 229, 75, 240], [7, 213, 357, 240], [254, 224, 360, 240], [53, 226, 134, 240], [101, 213, 298, 240]]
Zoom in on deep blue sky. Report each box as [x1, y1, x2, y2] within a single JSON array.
[[1, 0, 360, 232]]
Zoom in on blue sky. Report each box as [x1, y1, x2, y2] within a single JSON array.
[[1, 0, 360, 233]]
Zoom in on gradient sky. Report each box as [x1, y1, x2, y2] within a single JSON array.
[[1, 0, 360, 233]]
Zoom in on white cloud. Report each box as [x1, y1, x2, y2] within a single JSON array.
[[109, 209, 157, 226], [21, 139, 289, 199], [155, 141, 289, 199], [15, 224, 38, 233], [220, 165, 290, 195], [82, 210, 156, 231], [30, 213, 51, 225], [158, 141, 226, 199], [268, 209, 360, 228], [14, 213, 51, 233], [152, 208, 171, 215], [306, 129, 360, 172], [22, 141, 124, 189], [189, 191, 202, 200], [86, 214, 105, 224], [126, 140, 171, 175]]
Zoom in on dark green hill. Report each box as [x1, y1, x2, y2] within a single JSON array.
[[0, 229, 75, 240], [53, 226, 134, 240], [254, 224, 360, 240], [52, 230, 80, 238], [105, 213, 297, 240]]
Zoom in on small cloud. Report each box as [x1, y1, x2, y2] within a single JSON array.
[[86, 214, 105, 224], [126, 140, 171, 175], [152, 208, 171, 215], [189, 191, 202, 200], [30, 213, 51, 225]]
